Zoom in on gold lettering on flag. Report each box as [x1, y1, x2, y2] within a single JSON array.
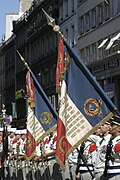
[[66, 95, 92, 146]]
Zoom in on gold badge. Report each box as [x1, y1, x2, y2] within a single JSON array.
[[26, 136, 33, 149], [59, 136, 66, 155], [40, 112, 52, 124], [84, 98, 102, 116], [65, 53, 70, 70]]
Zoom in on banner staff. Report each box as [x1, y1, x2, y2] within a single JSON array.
[[42, 8, 96, 178], [42, 8, 66, 41], [41, 8, 120, 117], [16, 50, 58, 119]]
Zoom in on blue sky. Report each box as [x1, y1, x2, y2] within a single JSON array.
[[0, 0, 19, 42]]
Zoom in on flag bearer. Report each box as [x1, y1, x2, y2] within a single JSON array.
[[75, 126, 102, 180], [106, 116, 120, 180], [93, 121, 112, 180], [67, 148, 79, 180], [42, 129, 63, 180]]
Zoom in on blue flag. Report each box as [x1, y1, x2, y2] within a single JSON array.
[[56, 40, 118, 165], [26, 71, 57, 144], [65, 42, 117, 127]]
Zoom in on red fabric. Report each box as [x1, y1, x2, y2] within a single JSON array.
[[89, 143, 97, 153], [53, 136, 57, 144], [17, 141, 20, 145], [26, 71, 35, 103], [35, 142, 40, 146], [12, 139, 17, 144], [26, 72, 36, 160], [25, 130, 35, 159], [56, 117, 72, 169], [56, 36, 64, 92], [114, 143, 120, 153], [44, 139, 49, 144]]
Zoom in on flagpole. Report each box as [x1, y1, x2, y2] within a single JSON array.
[[16, 50, 58, 119], [42, 9, 120, 174], [42, 9, 99, 175], [42, 9, 120, 117], [76, 148, 95, 179]]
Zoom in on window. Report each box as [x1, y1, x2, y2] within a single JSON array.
[[91, 8, 96, 28], [86, 12, 90, 31], [65, 0, 68, 17], [66, 29, 68, 40], [85, 46, 90, 64], [71, 25, 74, 45], [60, 1, 63, 20], [79, 49, 85, 62], [79, 16, 84, 35], [71, 0, 74, 12], [97, 4, 103, 24], [92, 43, 97, 61], [104, 1, 110, 20], [113, 0, 120, 16]]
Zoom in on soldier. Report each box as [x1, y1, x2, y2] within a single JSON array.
[[94, 121, 112, 180], [42, 129, 63, 180], [0, 128, 4, 179], [0, 129, 3, 168], [105, 116, 120, 180], [19, 131, 27, 180], [75, 126, 102, 180], [67, 147, 79, 180]]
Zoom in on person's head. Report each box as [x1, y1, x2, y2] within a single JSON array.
[[21, 134, 26, 140], [100, 121, 112, 136], [110, 116, 120, 138], [16, 134, 21, 140], [94, 126, 102, 136], [10, 132, 15, 138]]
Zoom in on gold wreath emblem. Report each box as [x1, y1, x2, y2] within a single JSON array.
[[40, 112, 52, 124], [59, 136, 66, 155], [26, 136, 33, 149], [64, 53, 70, 71], [84, 98, 102, 116]]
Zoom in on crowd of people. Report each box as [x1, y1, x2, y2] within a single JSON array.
[[0, 115, 120, 180]]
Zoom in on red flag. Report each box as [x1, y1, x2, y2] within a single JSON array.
[[56, 36, 64, 93], [26, 71, 36, 160], [56, 37, 71, 170], [56, 80, 71, 170], [56, 37, 115, 170]]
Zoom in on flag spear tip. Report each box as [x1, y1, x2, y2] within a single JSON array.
[[42, 8, 66, 41], [42, 8, 60, 33], [42, 8, 56, 28]]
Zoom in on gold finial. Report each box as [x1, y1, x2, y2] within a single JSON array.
[[16, 50, 31, 72], [42, 8, 66, 41]]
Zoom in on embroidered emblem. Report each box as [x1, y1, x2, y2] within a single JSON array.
[[65, 53, 70, 70], [26, 136, 33, 149], [59, 136, 66, 155], [84, 98, 102, 116], [40, 112, 52, 124]]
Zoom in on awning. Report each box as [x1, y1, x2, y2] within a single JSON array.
[[106, 33, 120, 50], [98, 38, 108, 48]]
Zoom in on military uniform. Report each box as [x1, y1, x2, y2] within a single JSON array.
[[107, 135, 120, 179], [43, 132, 63, 180], [105, 116, 120, 180], [67, 148, 78, 180], [79, 139, 96, 180], [94, 134, 111, 180]]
